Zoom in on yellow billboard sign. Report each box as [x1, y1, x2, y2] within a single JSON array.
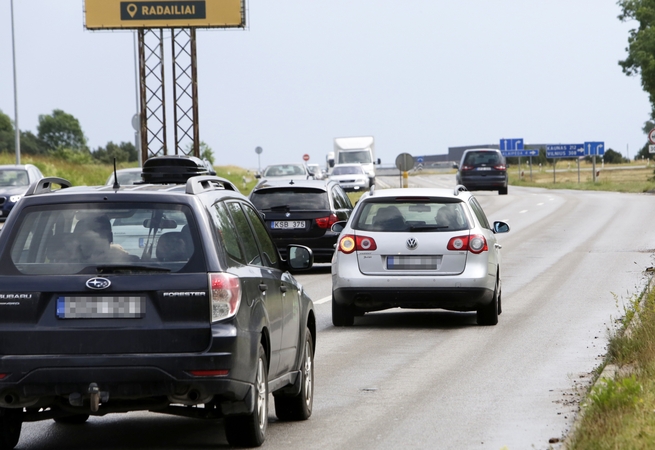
[[85, 0, 245, 29]]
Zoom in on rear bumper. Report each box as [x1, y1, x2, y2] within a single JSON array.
[[333, 286, 493, 312], [459, 175, 507, 190], [0, 325, 259, 415]]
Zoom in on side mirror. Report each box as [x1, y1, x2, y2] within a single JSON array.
[[376, 158, 381, 165], [493, 221, 510, 234], [255, 173, 261, 179], [287, 245, 314, 271], [331, 221, 347, 233], [452, 163, 459, 170]]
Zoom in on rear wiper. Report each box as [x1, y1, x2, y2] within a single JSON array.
[[94, 265, 172, 274], [409, 225, 450, 232], [269, 205, 291, 211]]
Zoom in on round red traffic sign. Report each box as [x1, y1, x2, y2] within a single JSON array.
[[303, 154, 310, 161], [649, 128, 655, 145]]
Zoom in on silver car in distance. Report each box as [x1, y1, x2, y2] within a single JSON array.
[[331, 186, 510, 326]]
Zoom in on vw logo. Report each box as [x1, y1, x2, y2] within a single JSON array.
[[86, 277, 111, 290], [406, 238, 418, 250], [285, 212, 291, 218]]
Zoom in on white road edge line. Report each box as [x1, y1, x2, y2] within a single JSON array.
[[314, 295, 332, 304]]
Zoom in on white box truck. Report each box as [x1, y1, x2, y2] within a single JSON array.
[[331, 136, 379, 187]]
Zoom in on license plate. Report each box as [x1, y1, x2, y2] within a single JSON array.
[[387, 256, 440, 270], [272, 221, 306, 229], [56, 296, 146, 319], [476, 167, 492, 171]]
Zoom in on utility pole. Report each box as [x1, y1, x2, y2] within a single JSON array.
[[10, 0, 20, 164]]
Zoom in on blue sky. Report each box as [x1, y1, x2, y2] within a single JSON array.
[[0, 1, 650, 168]]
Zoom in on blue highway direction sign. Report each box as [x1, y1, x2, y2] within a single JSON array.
[[546, 144, 584, 158], [499, 138, 524, 151], [583, 142, 604, 156], [502, 149, 539, 157]]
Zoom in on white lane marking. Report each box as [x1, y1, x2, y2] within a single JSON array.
[[520, 210, 528, 214], [537, 202, 544, 206], [314, 295, 332, 304]]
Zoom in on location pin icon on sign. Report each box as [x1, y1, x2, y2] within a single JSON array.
[[127, 4, 137, 18]]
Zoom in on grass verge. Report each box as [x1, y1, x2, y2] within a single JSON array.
[[569, 278, 655, 449]]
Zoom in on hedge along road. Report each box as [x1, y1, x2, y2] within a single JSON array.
[[17, 175, 655, 449]]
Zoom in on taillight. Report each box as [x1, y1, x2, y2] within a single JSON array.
[[447, 234, 488, 254], [208, 273, 241, 322], [338, 234, 377, 254], [316, 214, 339, 229], [461, 165, 474, 171], [494, 164, 506, 170], [0, 374, 7, 380]]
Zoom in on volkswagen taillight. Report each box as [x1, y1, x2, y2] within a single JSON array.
[[447, 234, 488, 254], [338, 234, 377, 254]]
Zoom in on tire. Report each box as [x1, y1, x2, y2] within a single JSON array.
[[225, 343, 268, 447], [477, 280, 499, 326], [53, 414, 90, 424], [274, 328, 314, 421], [499, 186, 508, 195], [332, 297, 354, 327], [0, 408, 22, 450]]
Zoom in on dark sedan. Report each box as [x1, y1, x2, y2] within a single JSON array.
[[250, 179, 354, 263], [0, 164, 44, 221]]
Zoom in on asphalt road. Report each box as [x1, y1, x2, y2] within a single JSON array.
[[15, 174, 655, 449]]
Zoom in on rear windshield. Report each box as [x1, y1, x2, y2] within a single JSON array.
[[0, 169, 29, 187], [263, 165, 306, 177], [250, 188, 329, 210], [463, 151, 502, 166], [332, 166, 363, 175], [6, 203, 200, 275], [353, 200, 470, 232]]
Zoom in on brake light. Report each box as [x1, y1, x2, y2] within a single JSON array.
[[447, 234, 488, 254], [461, 165, 474, 171], [338, 234, 377, 254], [0, 374, 7, 380], [208, 273, 241, 322], [494, 164, 506, 170], [316, 214, 339, 229]]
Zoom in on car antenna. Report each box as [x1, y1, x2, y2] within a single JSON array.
[[112, 158, 120, 189]]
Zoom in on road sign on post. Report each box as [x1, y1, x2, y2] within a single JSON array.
[[395, 153, 414, 188], [584, 141, 604, 183], [303, 154, 310, 162], [499, 138, 524, 151], [649, 128, 655, 144], [545, 144, 584, 158]]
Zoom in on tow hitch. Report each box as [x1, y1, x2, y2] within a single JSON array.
[[68, 383, 109, 412]]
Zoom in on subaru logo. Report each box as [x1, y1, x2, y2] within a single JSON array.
[[86, 277, 111, 290], [285, 212, 291, 218], [406, 238, 418, 250]]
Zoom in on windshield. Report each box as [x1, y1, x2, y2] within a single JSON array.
[[7, 203, 197, 275], [263, 165, 306, 177], [337, 150, 372, 164], [250, 188, 329, 210], [353, 200, 470, 232], [332, 166, 364, 175], [0, 169, 29, 187]]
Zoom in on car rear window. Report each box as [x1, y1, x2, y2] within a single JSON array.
[[250, 188, 329, 210], [463, 151, 502, 166], [5, 203, 200, 275], [353, 200, 470, 232]]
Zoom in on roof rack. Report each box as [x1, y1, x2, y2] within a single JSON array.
[[142, 155, 216, 184], [186, 176, 240, 194], [453, 185, 468, 196], [24, 177, 72, 197]]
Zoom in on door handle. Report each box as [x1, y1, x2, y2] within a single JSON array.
[[495, 243, 502, 249], [258, 283, 268, 292], [280, 285, 288, 293]]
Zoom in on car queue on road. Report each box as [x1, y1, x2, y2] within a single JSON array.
[[0, 157, 510, 448]]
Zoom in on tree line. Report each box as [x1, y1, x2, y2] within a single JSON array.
[[0, 109, 138, 164]]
